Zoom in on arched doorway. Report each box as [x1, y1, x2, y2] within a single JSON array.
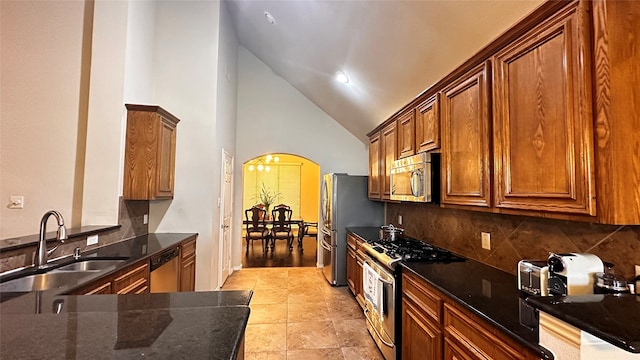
[[241, 153, 320, 267]]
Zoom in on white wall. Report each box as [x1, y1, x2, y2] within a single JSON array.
[[233, 46, 369, 268], [149, 0, 223, 291], [0, 0, 86, 238], [82, 0, 130, 227]]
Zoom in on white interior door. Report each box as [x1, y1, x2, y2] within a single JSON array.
[[219, 150, 233, 286]]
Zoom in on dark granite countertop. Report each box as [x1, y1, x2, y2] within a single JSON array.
[[347, 227, 553, 359], [0, 291, 252, 359], [0, 232, 252, 359], [527, 294, 640, 353], [1, 233, 198, 294]]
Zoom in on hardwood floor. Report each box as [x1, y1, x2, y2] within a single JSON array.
[[242, 236, 318, 268]]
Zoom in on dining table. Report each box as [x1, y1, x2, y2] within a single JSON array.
[[243, 218, 305, 250]]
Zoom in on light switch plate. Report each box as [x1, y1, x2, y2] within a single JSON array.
[[87, 235, 98, 246], [143, 214, 148, 225], [398, 215, 403, 225]]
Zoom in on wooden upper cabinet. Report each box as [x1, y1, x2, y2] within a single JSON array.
[[123, 104, 180, 200], [441, 62, 492, 208], [368, 132, 382, 199], [416, 94, 441, 153], [381, 122, 398, 200], [592, 0, 640, 224], [397, 110, 416, 158], [492, 1, 595, 216]]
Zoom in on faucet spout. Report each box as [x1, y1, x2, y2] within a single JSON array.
[[34, 210, 67, 269]]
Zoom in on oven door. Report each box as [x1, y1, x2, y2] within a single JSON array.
[[362, 257, 396, 360]]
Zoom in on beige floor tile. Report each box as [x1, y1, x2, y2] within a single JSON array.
[[221, 278, 257, 290], [341, 346, 384, 360], [287, 301, 330, 323], [287, 321, 340, 350], [256, 276, 290, 290], [249, 304, 288, 324], [245, 351, 287, 360], [252, 289, 289, 305], [326, 298, 365, 320], [286, 348, 345, 360], [245, 323, 287, 353], [288, 289, 326, 304], [332, 319, 377, 348], [235, 267, 380, 358]]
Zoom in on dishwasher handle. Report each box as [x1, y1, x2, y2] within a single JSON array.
[[150, 247, 179, 271]]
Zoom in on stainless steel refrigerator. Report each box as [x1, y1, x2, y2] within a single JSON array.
[[320, 173, 384, 285]]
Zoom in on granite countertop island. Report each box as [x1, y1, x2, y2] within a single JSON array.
[[0, 233, 252, 359]]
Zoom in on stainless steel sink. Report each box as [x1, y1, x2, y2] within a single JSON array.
[[0, 259, 128, 292], [51, 259, 126, 272], [0, 271, 95, 292]]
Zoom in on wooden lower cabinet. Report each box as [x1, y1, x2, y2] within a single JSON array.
[[180, 237, 197, 292], [402, 270, 539, 360], [71, 261, 149, 295], [113, 262, 149, 294], [346, 233, 365, 308], [81, 280, 112, 295], [403, 297, 443, 359]]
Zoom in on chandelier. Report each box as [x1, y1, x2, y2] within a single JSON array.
[[248, 154, 280, 172]]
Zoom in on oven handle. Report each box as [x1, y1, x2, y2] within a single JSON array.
[[364, 308, 395, 348], [363, 259, 393, 285]]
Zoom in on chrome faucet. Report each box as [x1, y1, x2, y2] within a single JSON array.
[[34, 210, 67, 268]]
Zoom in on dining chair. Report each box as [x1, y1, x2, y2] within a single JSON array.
[[244, 205, 269, 253], [300, 221, 318, 252], [270, 204, 294, 251]]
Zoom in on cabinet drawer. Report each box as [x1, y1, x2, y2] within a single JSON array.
[[347, 234, 358, 251], [113, 262, 149, 294], [402, 271, 443, 324], [443, 303, 536, 360], [83, 281, 112, 295], [181, 238, 197, 260]]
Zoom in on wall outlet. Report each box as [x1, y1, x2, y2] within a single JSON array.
[[635, 265, 640, 277], [398, 215, 403, 225], [143, 214, 148, 225], [87, 235, 99, 246], [481, 232, 491, 250], [8, 195, 24, 209]]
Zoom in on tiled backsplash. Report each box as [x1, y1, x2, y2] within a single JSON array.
[[387, 203, 640, 278], [0, 198, 149, 272]]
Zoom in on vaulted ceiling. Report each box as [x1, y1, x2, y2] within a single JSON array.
[[226, 0, 544, 143]]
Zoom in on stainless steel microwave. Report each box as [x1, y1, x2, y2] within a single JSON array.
[[390, 152, 440, 203]]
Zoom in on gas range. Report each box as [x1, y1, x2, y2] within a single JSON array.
[[360, 236, 464, 269]]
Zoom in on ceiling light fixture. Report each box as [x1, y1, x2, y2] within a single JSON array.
[[264, 11, 276, 25], [247, 154, 280, 172], [336, 71, 349, 84]]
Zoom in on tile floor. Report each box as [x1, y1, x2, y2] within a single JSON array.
[[221, 267, 384, 360]]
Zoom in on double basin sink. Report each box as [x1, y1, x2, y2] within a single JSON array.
[[0, 258, 128, 292]]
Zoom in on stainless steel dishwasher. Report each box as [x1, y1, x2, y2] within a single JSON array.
[[149, 246, 180, 293]]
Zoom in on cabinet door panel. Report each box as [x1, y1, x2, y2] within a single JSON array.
[[493, 2, 595, 215], [157, 118, 176, 197], [368, 133, 382, 199], [402, 298, 443, 360], [381, 122, 397, 200], [441, 62, 492, 207], [416, 94, 441, 153], [397, 110, 415, 158]]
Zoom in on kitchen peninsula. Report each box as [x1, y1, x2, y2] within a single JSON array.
[[0, 233, 251, 359]]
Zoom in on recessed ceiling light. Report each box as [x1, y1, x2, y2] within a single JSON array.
[[264, 11, 276, 25], [336, 71, 349, 84]]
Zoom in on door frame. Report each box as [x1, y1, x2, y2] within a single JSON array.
[[218, 149, 234, 288]]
